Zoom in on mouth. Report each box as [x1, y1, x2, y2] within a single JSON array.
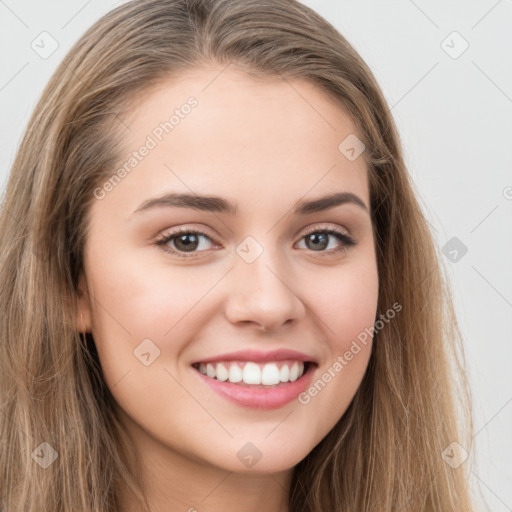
[[191, 360, 317, 388], [191, 358, 318, 409]]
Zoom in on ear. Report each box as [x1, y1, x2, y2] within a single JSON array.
[[76, 274, 92, 333]]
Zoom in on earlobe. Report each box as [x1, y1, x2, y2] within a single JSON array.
[[76, 276, 91, 333], [77, 310, 86, 334]]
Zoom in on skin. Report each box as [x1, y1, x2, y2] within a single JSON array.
[[76, 63, 379, 512]]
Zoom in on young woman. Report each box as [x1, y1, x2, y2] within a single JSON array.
[[0, 0, 476, 510]]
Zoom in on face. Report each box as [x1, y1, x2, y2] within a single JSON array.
[[77, 64, 379, 478]]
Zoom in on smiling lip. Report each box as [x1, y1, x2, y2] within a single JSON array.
[[193, 361, 317, 410], [191, 348, 317, 365]]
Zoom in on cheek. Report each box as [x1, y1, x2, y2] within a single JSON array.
[[87, 243, 211, 337], [84, 247, 211, 429], [296, 256, 378, 426], [310, 257, 379, 350], [85, 243, 226, 385]]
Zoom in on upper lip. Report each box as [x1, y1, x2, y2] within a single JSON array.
[[192, 349, 318, 365]]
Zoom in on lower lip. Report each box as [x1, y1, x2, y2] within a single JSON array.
[[192, 363, 317, 410]]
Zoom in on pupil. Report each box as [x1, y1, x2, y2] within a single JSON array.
[[176, 234, 198, 251], [309, 233, 327, 250]]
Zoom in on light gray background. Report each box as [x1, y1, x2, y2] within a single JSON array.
[[1, 1, 511, 510]]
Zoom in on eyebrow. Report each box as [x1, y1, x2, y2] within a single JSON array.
[[132, 191, 368, 217]]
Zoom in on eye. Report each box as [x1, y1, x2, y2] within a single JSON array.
[[296, 225, 356, 256], [155, 227, 218, 258], [154, 225, 356, 259]]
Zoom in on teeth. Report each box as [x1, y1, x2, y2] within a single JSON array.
[[229, 364, 243, 383], [206, 363, 215, 378], [289, 362, 299, 382], [216, 363, 229, 382], [242, 362, 261, 384], [261, 363, 280, 385], [195, 360, 306, 385]]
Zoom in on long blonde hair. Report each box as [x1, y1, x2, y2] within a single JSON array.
[[0, 0, 476, 510]]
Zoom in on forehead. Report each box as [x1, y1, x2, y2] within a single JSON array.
[[124, 64, 363, 155], [98, 65, 370, 219]]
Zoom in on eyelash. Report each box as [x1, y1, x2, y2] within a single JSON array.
[[154, 225, 356, 259]]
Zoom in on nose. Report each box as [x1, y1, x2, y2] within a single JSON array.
[[223, 249, 306, 332]]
